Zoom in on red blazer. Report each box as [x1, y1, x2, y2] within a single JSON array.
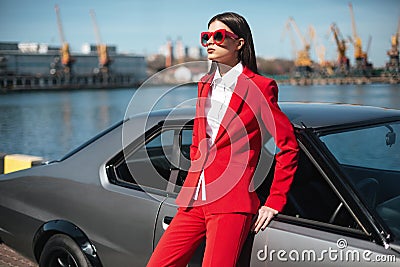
[[176, 66, 299, 214]]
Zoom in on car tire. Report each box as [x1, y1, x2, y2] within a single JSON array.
[[39, 234, 92, 267]]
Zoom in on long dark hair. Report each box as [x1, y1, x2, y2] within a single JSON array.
[[208, 12, 258, 74]]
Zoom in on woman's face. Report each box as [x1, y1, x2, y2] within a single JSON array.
[[205, 20, 243, 66]]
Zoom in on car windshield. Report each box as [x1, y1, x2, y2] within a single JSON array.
[[320, 121, 400, 240]]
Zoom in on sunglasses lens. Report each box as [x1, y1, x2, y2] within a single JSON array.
[[201, 33, 210, 46], [214, 31, 224, 43]]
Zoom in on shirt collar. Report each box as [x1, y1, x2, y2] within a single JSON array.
[[211, 62, 243, 91]]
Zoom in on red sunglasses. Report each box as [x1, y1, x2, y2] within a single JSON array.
[[200, 29, 239, 47]]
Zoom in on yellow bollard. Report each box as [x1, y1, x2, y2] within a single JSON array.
[[3, 154, 44, 174]]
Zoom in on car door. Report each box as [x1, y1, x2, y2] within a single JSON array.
[[248, 146, 399, 266], [153, 125, 205, 266], [251, 221, 398, 266], [103, 126, 181, 266]]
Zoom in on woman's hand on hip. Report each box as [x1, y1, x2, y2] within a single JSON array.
[[252, 206, 278, 234]]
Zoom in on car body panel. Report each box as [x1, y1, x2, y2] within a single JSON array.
[[252, 220, 398, 266], [281, 102, 400, 130]]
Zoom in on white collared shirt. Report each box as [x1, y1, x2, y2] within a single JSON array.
[[194, 62, 244, 201]]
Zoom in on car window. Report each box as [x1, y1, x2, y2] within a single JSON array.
[[320, 122, 400, 240], [113, 129, 174, 191], [180, 129, 192, 161], [174, 129, 192, 189], [278, 150, 359, 230], [320, 122, 400, 172], [181, 129, 192, 146], [146, 129, 174, 148], [263, 137, 278, 155]]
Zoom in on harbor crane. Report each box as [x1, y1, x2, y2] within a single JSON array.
[[330, 23, 350, 74], [283, 17, 313, 76], [348, 2, 372, 74], [386, 17, 400, 75], [90, 9, 112, 74], [53, 4, 74, 75], [281, 20, 297, 60], [309, 25, 333, 77]]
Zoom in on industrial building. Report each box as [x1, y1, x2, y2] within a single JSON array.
[[0, 42, 147, 91]]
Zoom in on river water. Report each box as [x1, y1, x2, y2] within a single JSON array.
[[0, 83, 399, 161]]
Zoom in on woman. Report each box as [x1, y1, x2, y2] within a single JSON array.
[[147, 12, 299, 266]]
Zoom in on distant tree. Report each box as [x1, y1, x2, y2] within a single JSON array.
[[257, 57, 294, 75]]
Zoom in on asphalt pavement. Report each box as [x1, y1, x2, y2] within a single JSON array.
[[0, 244, 37, 267]]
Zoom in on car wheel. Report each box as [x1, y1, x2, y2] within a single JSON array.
[[39, 234, 92, 267]]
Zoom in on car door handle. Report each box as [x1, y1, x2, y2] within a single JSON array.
[[162, 216, 174, 230]]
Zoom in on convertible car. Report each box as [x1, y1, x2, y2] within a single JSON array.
[[0, 102, 399, 266]]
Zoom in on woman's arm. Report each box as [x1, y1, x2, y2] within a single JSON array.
[[253, 79, 299, 233], [260, 79, 299, 212]]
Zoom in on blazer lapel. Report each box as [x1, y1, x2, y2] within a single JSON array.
[[197, 73, 213, 141]]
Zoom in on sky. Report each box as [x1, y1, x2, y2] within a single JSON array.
[[0, 0, 399, 67]]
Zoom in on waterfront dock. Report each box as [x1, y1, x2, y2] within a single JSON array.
[[0, 73, 142, 92], [276, 75, 399, 86], [1, 74, 398, 93]]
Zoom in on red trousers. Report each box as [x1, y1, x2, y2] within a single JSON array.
[[146, 206, 254, 267]]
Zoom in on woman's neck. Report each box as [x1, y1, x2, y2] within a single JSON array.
[[217, 60, 240, 76]]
